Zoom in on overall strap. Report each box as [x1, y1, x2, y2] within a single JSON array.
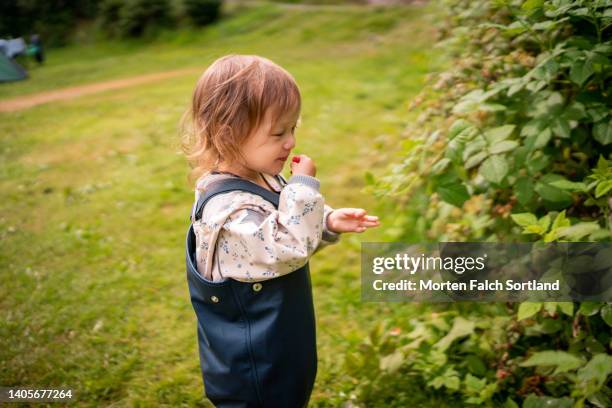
[[191, 178, 281, 223]]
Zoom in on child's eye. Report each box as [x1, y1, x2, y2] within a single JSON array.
[[271, 125, 297, 137]]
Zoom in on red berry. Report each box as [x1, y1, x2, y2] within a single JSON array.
[[292, 156, 301, 163]]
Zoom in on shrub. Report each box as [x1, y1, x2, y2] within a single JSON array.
[[99, 0, 174, 38], [0, 0, 99, 46], [183, 0, 223, 26], [358, 0, 612, 406]]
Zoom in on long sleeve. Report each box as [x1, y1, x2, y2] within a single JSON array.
[[275, 173, 340, 247], [213, 175, 326, 282]]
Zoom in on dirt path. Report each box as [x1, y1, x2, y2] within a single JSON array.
[[0, 67, 201, 113]]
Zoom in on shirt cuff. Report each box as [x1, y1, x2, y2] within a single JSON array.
[[322, 207, 341, 242], [287, 175, 320, 192]]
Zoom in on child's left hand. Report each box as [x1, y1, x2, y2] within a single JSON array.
[[327, 208, 380, 233]]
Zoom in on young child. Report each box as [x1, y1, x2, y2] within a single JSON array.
[[182, 54, 380, 407]]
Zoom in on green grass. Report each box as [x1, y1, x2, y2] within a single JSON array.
[[0, 2, 451, 406]]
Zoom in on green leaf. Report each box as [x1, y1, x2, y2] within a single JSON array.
[[480, 155, 508, 184], [462, 137, 487, 161], [453, 89, 502, 114], [548, 179, 587, 192], [521, 119, 545, 137], [595, 180, 612, 198], [547, 91, 564, 109], [518, 302, 542, 320], [525, 129, 552, 152], [482, 103, 507, 112], [519, 350, 584, 374], [551, 117, 571, 138], [594, 121, 612, 145], [533, 20, 556, 31], [544, 319, 564, 333], [521, 0, 543, 12], [448, 119, 473, 140], [551, 210, 571, 230], [578, 302, 602, 316], [433, 374, 461, 391], [524, 224, 546, 235], [545, 211, 571, 241], [464, 151, 488, 170], [597, 155, 608, 173], [601, 304, 612, 327], [464, 373, 486, 393], [434, 317, 475, 352], [511, 213, 538, 228], [484, 125, 515, 145], [577, 354, 612, 388], [556, 302, 574, 316], [523, 394, 574, 408], [465, 355, 487, 376], [379, 351, 404, 373], [570, 58, 594, 86], [556, 222, 602, 240], [503, 398, 519, 408], [515, 177, 534, 205], [489, 140, 519, 154], [587, 105, 609, 122], [538, 214, 551, 233], [564, 102, 586, 121], [526, 153, 551, 175], [535, 175, 574, 208], [446, 127, 477, 164], [436, 182, 470, 208], [431, 158, 451, 175]]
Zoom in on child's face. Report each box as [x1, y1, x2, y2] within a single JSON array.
[[241, 108, 299, 175]]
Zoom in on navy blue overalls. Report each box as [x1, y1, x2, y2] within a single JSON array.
[[185, 177, 318, 408]]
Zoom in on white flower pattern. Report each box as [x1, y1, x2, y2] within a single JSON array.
[[192, 172, 340, 282]]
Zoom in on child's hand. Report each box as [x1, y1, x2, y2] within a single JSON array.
[[327, 208, 380, 233], [290, 154, 316, 177]]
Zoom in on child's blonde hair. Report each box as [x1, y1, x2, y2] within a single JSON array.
[[181, 54, 301, 184]]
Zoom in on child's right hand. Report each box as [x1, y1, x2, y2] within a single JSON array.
[[290, 154, 316, 177]]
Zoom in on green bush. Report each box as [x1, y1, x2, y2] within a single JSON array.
[[360, 0, 612, 406], [183, 0, 222, 26], [99, 0, 174, 38], [0, 0, 98, 46], [98, 0, 124, 38]]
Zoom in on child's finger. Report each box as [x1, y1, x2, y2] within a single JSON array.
[[360, 222, 379, 229], [349, 208, 367, 218], [360, 217, 379, 224]]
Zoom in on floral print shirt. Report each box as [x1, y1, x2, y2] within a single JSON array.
[[191, 171, 341, 282]]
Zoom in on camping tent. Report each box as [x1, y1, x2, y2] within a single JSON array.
[[0, 52, 27, 82], [0, 38, 28, 82]]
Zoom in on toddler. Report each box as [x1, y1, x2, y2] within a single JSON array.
[[183, 54, 379, 407]]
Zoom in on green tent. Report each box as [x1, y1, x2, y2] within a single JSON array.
[[0, 53, 27, 82]]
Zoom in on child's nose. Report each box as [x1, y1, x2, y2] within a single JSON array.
[[283, 135, 296, 150]]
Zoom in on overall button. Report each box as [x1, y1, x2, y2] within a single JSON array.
[[210, 295, 219, 303], [252, 283, 262, 292]]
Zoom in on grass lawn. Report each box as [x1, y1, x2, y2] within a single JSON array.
[[0, 2, 452, 406]]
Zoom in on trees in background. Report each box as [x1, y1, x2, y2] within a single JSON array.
[[0, 0, 224, 46]]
